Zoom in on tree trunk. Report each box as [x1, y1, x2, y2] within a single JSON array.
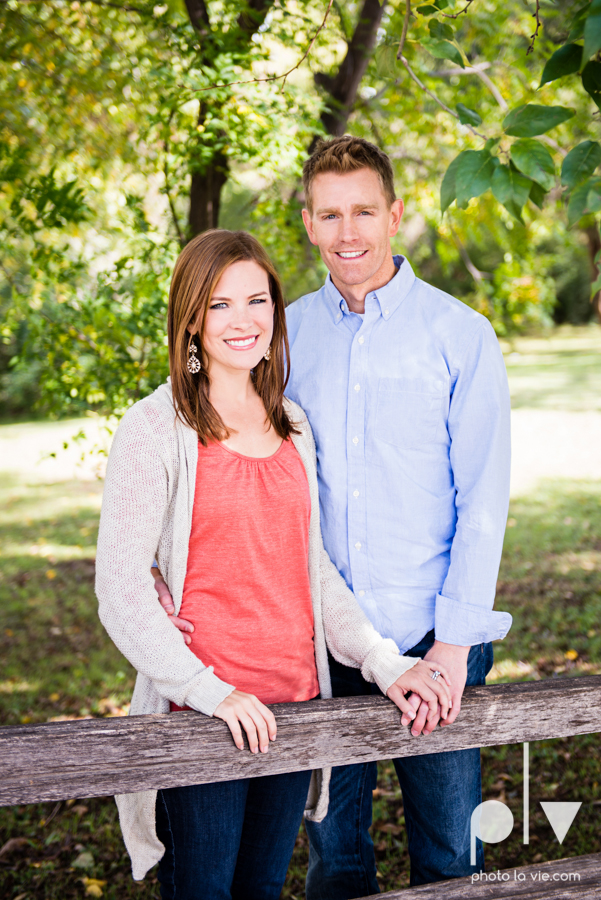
[[188, 147, 229, 237], [183, 0, 274, 239], [583, 224, 601, 323], [315, 0, 387, 138]]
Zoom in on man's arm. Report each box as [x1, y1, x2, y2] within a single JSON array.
[[405, 318, 512, 736]]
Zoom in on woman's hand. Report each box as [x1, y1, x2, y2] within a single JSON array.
[[214, 690, 277, 754], [386, 660, 452, 731], [151, 567, 194, 645]]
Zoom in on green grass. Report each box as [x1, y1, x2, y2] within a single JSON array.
[[1, 327, 601, 897], [502, 324, 601, 411]]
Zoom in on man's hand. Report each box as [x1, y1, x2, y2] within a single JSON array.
[[151, 567, 195, 645], [386, 660, 452, 725], [400, 641, 470, 737]]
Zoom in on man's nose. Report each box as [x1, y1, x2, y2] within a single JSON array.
[[338, 216, 360, 243]]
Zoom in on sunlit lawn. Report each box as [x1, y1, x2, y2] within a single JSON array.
[[1, 327, 600, 898]]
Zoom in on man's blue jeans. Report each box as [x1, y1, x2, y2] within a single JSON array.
[[305, 631, 494, 899], [156, 768, 312, 900]]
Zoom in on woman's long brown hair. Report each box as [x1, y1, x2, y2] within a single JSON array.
[[168, 229, 298, 445]]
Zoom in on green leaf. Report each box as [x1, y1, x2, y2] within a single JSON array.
[[440, 152, 463, 213], [587, 177, 601, 211], [539, 43, 583, 87], [582, 61, 601, 109], [568, 3, 591, 41], [491, 164, 532, 221], [429, 20, 454, 40], [456, 150, 498, 207], [485, 137, 501, 152], [422, 38, 465, 68], [416, 4, 439, 12], [590, 274, 601, 296], [567, 179, 593, 226], [456, 103, 482, 126], [529, 180, 547, 209], [583, 0, 601, 63], [510, 139, 555, 191], [375, 44, 398, 78], [503, 104, 576, 137], [434, 0, 450, 8], [561, 141, 601, 189]]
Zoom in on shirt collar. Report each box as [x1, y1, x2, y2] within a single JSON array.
[[324, 255, 416, 324]]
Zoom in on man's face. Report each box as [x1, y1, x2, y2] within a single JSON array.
[[302, 168, 404, 291]]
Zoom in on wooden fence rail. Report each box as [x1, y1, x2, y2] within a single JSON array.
[[1, 675, 601, 807]]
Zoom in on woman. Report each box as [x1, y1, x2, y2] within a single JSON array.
[[95, 229, 451, 900]]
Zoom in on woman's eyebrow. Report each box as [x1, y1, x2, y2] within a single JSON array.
[[210, 291, 270, 302]]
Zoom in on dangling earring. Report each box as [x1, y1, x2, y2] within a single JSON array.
[[263, 345, 272, 361], [187, 341, 201, 374]]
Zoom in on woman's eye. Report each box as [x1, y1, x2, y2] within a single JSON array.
[[210, 302, 228, 310], [250, 298, 267, 304]]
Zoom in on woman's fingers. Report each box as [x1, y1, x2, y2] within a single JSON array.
[[252, 697, 278, 742], [214, 691, 276, 753]]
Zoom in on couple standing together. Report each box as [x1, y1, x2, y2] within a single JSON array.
[[96, 135, 512, 900]]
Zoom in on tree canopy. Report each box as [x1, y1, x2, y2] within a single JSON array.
[[1, 0, 599, 420]]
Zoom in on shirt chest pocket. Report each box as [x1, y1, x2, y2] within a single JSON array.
[[375, 379, 444, 450]]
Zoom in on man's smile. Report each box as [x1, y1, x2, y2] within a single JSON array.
[[335, 250, 368, 259]]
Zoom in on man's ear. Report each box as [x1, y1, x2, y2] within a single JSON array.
[[301, 208, 318, 246], [389, 199, 404, 237]]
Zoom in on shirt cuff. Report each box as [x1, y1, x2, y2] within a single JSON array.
[[361, 638, 420, 694], [434, 593, 512, 646], [185, 667, 236, 717]]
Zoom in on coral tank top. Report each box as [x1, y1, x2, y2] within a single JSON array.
[[173, 437, 319, 708]]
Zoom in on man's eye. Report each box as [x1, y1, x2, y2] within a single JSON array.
[[323, 214, 336, 220]]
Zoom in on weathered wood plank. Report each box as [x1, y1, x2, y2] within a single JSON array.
[[363, 852, 601, 899], [1, 675, 600, 807]]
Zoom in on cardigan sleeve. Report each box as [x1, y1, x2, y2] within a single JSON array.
[[293, 406, 420, 695], [95, 403, 235, 716]]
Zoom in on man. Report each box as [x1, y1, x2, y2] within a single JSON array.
[[156, 136, 512, 896]]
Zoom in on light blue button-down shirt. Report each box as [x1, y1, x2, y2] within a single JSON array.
[[285, 255, 512, 654]]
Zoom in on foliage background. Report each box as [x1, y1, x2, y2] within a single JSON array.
[[1, 0, 601, 421]]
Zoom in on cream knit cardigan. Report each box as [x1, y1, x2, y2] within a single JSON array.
[[95, 381, 419, 881]]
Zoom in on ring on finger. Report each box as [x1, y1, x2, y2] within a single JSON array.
[[430, 670, 442, 681]]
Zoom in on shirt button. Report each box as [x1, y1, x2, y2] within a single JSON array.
[[354, 384, 360, 392], [352, 436, 359, 445], [353, 490, 359, 498], [358, 336, 364, 344], [358, 590, 365, 597], [354, 541, 361, 550], [384, 309, 389, 316]]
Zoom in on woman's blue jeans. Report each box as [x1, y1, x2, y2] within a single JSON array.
[[305, 631, 494, 898], [156, 768, 312, 900]]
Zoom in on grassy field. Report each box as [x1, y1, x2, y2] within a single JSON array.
[[1, 327, 600, 898]]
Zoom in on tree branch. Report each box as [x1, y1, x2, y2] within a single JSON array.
[[429, 62, 508, 110], [162, 112, 185, 247], [526, 0, 541, 55], [399, 55, 487, 140], [442, 0, 475, 18], [192, 0, 334, 93], [449, 224, 490, 282], [396, 0, 411, 60]]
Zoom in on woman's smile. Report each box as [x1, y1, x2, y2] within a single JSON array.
[[224, 335, 259, 349]]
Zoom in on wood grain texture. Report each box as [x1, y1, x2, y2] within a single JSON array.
[[1, 675, 600, 807], [364, 853, 601, 898]]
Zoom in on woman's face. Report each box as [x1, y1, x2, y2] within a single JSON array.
[[192, 260, 275, 377]]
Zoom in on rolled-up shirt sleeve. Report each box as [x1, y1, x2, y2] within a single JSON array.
[[434, 317, 513, 646]]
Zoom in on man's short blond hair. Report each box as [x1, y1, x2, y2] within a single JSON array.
[[302, 136, 396, 214]]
